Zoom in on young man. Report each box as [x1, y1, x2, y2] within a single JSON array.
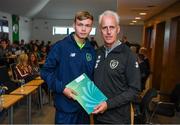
[[92, 10, 141, 124], [40, 11, 95, 124]]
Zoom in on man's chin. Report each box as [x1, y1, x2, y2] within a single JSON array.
[[79, 35, 88, 39]]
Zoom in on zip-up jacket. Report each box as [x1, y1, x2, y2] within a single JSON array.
[[94, 43, 141, 123], [40, 33, 96, 112]]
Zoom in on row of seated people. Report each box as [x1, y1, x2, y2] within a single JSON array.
[[15, 52, 40, 82], [0, 39, 49, 68], [0, 52, 47, 94]]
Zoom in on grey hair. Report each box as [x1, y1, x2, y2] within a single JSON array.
[[99, 10, 120, 25]]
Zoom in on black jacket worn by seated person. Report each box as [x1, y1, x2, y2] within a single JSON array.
[[94, 43, 141, 124]]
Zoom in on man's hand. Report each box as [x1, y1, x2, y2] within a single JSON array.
[[92, 101, 108, 114], [63, 88, 77, 100]]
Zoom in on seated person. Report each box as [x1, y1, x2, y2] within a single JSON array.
[[28, 52, 40, 77], [15, 53, 34, 82]]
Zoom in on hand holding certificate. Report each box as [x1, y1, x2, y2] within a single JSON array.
[[66, 73, 107, 114]]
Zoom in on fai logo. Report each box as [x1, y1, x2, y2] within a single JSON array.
[[110, 60, 119, 69], [86, 53, 92, 62]]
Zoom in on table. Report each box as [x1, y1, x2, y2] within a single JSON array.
[[1, 94, 23, 124], [10, 86, 38, 124], [25, 79, 44, 108]]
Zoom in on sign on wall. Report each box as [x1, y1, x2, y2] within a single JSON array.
[[12, 15, 19, 43]]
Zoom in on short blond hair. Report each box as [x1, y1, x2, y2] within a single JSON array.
[[74, 11, 93, 22]]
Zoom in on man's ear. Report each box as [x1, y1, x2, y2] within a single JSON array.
[[117, 25, 120, 34]]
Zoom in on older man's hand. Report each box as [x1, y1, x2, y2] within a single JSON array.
[[92, 101, 107, 114]]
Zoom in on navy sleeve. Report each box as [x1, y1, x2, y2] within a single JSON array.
[[40, 43, 65, 93]]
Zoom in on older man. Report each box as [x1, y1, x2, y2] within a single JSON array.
[[92, 10, 141, 124]]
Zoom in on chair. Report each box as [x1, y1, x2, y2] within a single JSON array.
[[0, 66, 19, 94], [150, 84, 180, 119], [9, 63, 18, 80], [134, 88, 158, 124]]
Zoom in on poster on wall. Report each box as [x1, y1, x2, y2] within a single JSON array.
[[12, 15, 19, 43]]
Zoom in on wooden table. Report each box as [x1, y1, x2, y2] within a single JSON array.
[[26, 79, 44, 86], [1, 94, 23, 124], [25, 79, 44, 108], [10, 86, 38, 124]]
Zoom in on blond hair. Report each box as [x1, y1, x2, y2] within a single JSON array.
[[17, 53, 28, 65], [74, 11, 93, 22]]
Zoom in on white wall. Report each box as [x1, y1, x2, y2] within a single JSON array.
[[19, 17, 32, 43], [0, 11, 32, 43], [120, 25, 143, 44], [31, 19, 143, 46]]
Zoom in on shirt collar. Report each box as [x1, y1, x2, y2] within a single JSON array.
[[104, 40, 121, 57]]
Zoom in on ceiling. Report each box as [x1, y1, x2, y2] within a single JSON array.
[[0, 0, 178, 25]]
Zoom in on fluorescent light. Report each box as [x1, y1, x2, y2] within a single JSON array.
[[130, 23, 134, 25]]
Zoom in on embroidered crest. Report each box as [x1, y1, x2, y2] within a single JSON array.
[[110, 60, 119, 69], [86, 53, 92, 62]]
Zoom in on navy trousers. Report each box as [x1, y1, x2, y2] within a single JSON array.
[[55, 109, 90, 124]]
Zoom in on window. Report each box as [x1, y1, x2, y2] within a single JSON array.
[[90, 27, 96, 35], [53, 27, 67, 35], [68, 27, 75, 34], [2, 26, 9, 33], [68, 27, 96, 35], [53, 26, 96, 35]]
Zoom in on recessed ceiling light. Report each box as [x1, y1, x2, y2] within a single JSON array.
[[132, 20, 137, 23], [139, 12, 147, 15], [130, 23, 134, 25], [135, 17, 141, 20]]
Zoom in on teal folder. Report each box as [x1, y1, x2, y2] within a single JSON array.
[[66, 73, 107, 114]]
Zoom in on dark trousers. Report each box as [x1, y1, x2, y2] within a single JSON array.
[[55, 109, 90, 124]]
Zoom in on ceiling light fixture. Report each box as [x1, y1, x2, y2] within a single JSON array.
[[135, 17, 141, 20], [139, 12, 147, 15]]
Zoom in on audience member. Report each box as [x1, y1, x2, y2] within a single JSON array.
[[15, 53, 33, 82], [122, 35, 131, 47], [90, 36, 99, 49]]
